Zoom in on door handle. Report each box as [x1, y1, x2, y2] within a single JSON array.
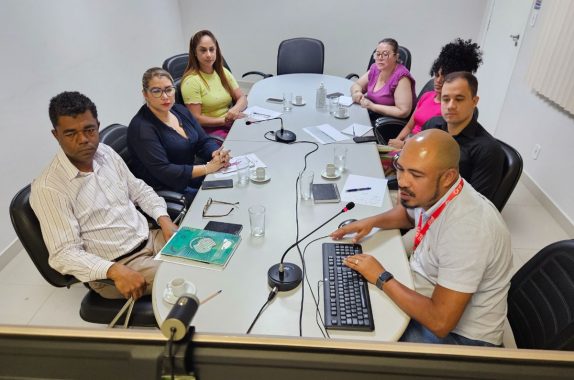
[[509, 34, 520, 46]]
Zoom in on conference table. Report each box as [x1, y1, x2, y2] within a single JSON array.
[[152, 74, 414, 342]]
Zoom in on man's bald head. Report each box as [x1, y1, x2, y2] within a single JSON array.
[[403, 129, 460, 172]]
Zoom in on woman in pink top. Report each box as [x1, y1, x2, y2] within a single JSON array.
[[350, 38, 416, 120], [388, 39, 483, 149]]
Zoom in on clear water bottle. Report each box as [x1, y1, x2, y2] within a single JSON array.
[[316, 82, 327, 111]]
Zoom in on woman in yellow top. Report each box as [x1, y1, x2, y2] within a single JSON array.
[[181, 30, 248, 139]]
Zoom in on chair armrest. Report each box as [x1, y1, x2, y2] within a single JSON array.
[[346, 73, 359, 80], [386, 174, 398, 190], [242, 71, 273, 79], [374, 116, 408, 129]]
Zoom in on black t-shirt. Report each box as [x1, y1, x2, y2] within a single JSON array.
[[422, 116, 504, 202]]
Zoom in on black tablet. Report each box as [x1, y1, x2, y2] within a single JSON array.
[[312, 183, 341, 204]]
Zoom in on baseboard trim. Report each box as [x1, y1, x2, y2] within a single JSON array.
[[0, 238, 23, 271], [520, 173, 574, 237]]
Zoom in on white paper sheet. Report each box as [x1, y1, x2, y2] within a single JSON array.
[[338, 96, 353, 107], [341, 174, 387, 207], [214, 153, 266, 178], [341, 123, 372, 137], [243, 106, 282, 121], [303, 124, 348, 144]]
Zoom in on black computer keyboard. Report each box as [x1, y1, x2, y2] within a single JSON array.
[[322, 243, 375, 331]]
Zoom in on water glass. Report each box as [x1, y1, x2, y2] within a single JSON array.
[[334, 146, 347, 174], [249, 205, 266, 237], [237, 162, 250, 186], [328, 97, 339, 115], [299, 171, 314, 200], [283, 92, 293, 112]]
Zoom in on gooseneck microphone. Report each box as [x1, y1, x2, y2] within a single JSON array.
[[245, 117, 296, 143], [268, 202, 355, 291]]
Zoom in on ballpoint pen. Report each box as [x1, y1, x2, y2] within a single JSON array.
[[346, 187, 371, 192], [201, 289, 223, 305], [253, 112, 271, 117]]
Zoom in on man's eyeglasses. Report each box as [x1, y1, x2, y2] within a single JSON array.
[[147, 86, 176, 98], [373, 50, 394, 60], [392, 152, 401, 171], [202, 197, 240, 218]]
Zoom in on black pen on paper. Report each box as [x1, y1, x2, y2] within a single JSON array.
[[346, 187, 371, 192], [201, 289, 222, 305], [253, 112, 270, 117]]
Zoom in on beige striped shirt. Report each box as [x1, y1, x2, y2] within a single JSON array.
[[30, 144, 168, 282]]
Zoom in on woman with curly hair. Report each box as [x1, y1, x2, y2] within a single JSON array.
[[388, 39, 482, 149]]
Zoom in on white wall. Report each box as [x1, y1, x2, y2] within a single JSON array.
[[494, 4, 574, 224], [178, 0, 489, 93], [0, 0, 185, 252]]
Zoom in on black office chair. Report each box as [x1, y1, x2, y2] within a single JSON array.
[[163, 53, 232, 81], [9, 185, 157, 326], [507, 239, 574, 350], [491, 139, 523, 211], [99, 124, 190, 222], [242, 37, 325, 79], [372, 78, 434, 144], [162, 53, 189, 81], [346, 46, 412, 81]]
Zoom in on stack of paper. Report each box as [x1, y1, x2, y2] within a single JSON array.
[[243, 106, 282, 121], [303, 124, 349, 144]]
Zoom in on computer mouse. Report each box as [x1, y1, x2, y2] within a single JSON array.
[[338, 218, 357, 229]]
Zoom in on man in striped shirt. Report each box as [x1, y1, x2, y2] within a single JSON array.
[[31, 91, 178, 300]]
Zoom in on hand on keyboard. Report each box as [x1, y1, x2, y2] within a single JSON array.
[[344, 254, 386, 284]]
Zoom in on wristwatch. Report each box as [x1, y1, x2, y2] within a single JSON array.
[[376, 271, 394, 290]]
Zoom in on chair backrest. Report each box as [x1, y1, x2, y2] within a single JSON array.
[[277, 38, 324, 75], [508, 239, 574, 350], [174, 77, 185, 105], [162, 53, 189, 81], [418, 78, 435, 100], [99, 124, 131, 167], [491, 139, 523, 211], [366, 45, 412, 72], [9, 184, 78, 288]]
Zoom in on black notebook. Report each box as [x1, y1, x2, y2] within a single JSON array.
[[312, 183, 340, 204]]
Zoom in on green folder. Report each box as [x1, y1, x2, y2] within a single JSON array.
[[160, 227, 241, 267]]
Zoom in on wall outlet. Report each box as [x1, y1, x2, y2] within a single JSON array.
[[532, 144, 541, 160]]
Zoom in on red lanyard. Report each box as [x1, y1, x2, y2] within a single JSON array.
[[413, 178, 464, 251]]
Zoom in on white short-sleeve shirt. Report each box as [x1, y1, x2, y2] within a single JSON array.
[[407, 178, 512, 345]]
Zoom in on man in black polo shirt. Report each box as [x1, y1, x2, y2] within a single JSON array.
[[422, 72, 504, 202]]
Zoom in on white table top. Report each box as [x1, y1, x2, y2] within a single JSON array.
[[226, 74, 372, 142], [152, 74, 413, 342]]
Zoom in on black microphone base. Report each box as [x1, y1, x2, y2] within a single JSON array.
[[275, 129, 296, 144], [267, 263, 303, 292]]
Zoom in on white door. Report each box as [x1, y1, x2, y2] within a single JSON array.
[[476, 0, 533, 135]]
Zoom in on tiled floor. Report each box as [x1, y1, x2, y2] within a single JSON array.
[[0, 179, 571, 340]]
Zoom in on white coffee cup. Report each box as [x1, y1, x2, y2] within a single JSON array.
[[295, 95, 303, 104], [256, 167, 266, 180], [169, 278, 187, 297], [326, 163, 337, 177]]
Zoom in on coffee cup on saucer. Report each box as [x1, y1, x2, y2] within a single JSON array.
[[326, 163, 337, 177], [169, 278, 187, 298], [256, 167, 266, 181], [295, 95, 303, 104]]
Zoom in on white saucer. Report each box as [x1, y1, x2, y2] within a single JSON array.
[[321, 170, 341, 180], [334, 112, 350, 119], [292, 101, 306, 106], [163, 281, 196, 304], [250, 173, 271, 183]]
